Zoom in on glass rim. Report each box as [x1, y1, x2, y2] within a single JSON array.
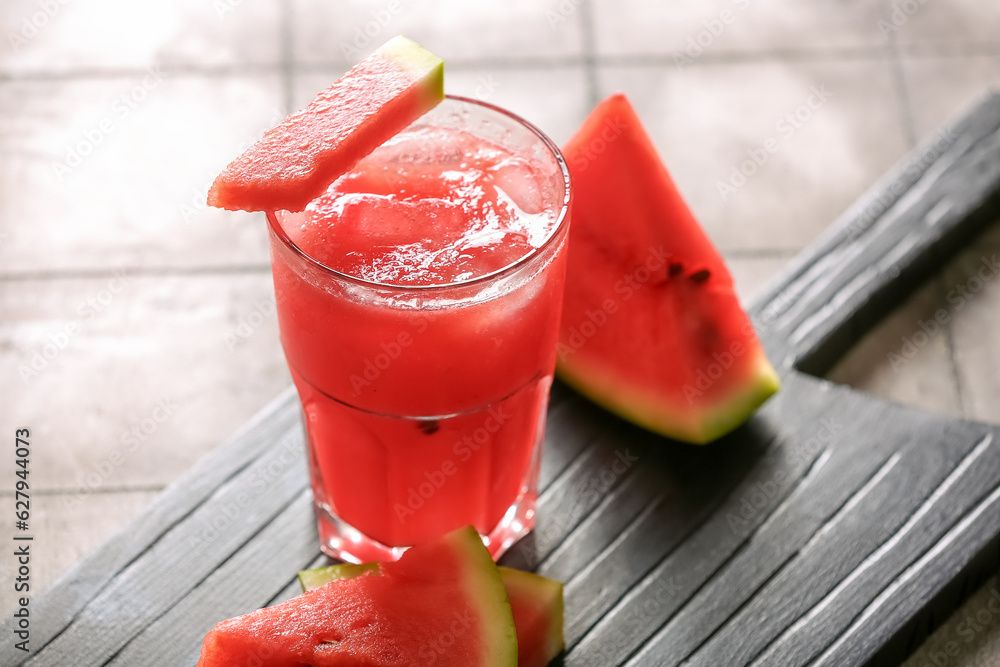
[[265, 94, 572, 293]]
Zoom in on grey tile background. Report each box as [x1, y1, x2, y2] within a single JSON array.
[[0, 0, 998, 663]]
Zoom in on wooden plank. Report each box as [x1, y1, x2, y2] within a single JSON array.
[[106, 491, 318, 667], [635, 408, 991, 665], [815, 466, 1000, 666], [750, 434, 1000, 665], [501, 415, 644, 571], [537, 393, 603, 492], [535, 453, 669, 585]]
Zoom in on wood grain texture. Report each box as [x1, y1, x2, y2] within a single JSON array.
[[5, 94, 1000, 666]]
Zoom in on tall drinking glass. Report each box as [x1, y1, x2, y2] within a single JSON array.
[[266, 96, 571, 563]]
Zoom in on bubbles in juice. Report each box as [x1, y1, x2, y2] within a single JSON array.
[[283, 125, 559, 286]]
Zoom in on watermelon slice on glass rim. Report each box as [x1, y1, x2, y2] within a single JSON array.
[[207, 35, 444, 213]]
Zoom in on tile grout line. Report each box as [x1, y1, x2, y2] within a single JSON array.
[[298, 54, 585, 73], [280, 0, 295, 113], [578, 0, 601, 107], [936, 274, 972, 420], [887, 26, 970, 419], [0, 264, 273, 282], [4, 45, 999, 85], [0, 63, 284, 82], [887, 31, 919, 149], [600, 47, 893, 68]]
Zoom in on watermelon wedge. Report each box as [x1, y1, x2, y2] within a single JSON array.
[[207, 35, 444, 212], [558, 93, 780, 444], [197, 526, 516, 666], [496, 567, 564, 667], [299, 562, 565, 667]]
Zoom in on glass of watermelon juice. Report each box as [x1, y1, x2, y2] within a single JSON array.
[[265, 96, 571, 563]]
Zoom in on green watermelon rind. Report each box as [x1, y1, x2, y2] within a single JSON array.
[[558, 350, 780, 445], [296, 561, 378, 592], [299, 557, 563, 667], [377, 35, 445, 92], [430, 526, 518, 667], [497, 567, 565, 667]]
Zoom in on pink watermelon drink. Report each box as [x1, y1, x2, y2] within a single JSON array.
[[267, 97, 571, 562]]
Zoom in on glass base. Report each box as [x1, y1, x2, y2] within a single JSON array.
[[298, 373, 551, 564], [314, 487, 537, 563]]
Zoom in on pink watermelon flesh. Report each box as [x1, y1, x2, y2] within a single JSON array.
[[558, 93, 780, 444], [197, 526, 516, 667], [497, 567, 564, 667], [207, 35, 444, 213], [299, 563, 565, 667]]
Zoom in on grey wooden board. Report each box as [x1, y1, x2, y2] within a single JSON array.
[[6, 92, 1000, 666]]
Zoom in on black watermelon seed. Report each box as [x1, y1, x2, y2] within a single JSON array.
[[690, 269, 711, 284], [417, 420, 440, 435], [668, 263, 684, 277]]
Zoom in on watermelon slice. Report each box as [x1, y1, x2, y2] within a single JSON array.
[[558, 93, 780, 444], [207, 35, 444, 212], [197, 526, 516, 666], [495, 568, 564, 667], [299, 562, 564, 667]]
